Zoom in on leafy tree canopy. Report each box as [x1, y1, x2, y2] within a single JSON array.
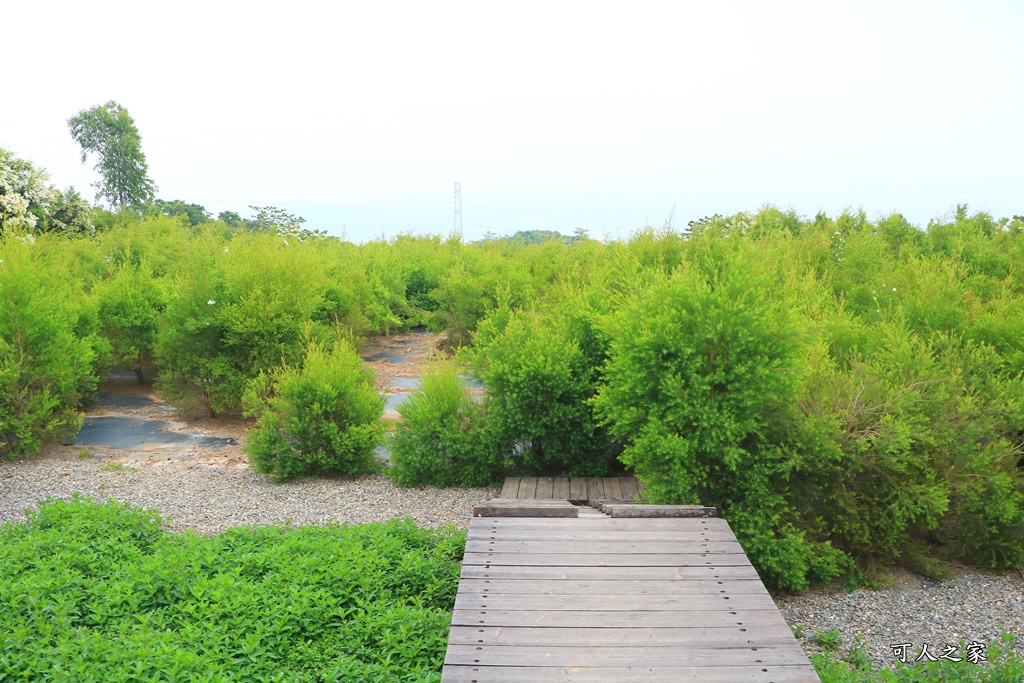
[[153, 199, 210, 226], [0, 147, 93, 236], [246, 205, 327, 240], [68, 101, 156, 211]]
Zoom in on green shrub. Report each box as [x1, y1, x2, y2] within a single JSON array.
[[243, 339, 385, 481], [594, 250, 843, 591], [157, 230, 333, 415], [93, 253, 164, 381], [0, 497, 463, 682], [0, 239, 98, 457], [470, 308, 615, 476], [389, 363, 497, 487]]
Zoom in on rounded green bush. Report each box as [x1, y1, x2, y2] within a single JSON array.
[[243, 340, 385, 481], [594, 252, 843, 592], [470, 309, 614, 476], [388, 363, 497, 488], [0, 238, 98, 457]]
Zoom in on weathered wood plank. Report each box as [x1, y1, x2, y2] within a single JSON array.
[[477, 517, 731, 530], [456, 579, 770, 596], [450, 609, 792, 629], [446, 625, 799, 647], [604, 477, 623, 500], [473, 501, 578, 518], [467, 529, 738, 542], [442, 665, 819, 682], [463, 552, 753, 567], [536, 477, 555, 500], [442, 512, 818, 683], [464, 540, 745, 552], [464, 540, 744, 554], [518, 477, 538, 499], [569, 477, 588, 500], [478, 499, 576, 506], [619, 476, 639, 501], [605, 504, 717, 518], [459, 564, 762, 581], [454, 593, 779, 611], [445, 643, 810, 667], [499, 478, 520, 499], [551, 477, 571, 499]]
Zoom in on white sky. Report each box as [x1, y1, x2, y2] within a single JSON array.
[[3, 0, 1022, 241]]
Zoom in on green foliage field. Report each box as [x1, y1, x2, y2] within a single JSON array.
[[2, 197, 1024, 590], [0, 497, 464, 682]]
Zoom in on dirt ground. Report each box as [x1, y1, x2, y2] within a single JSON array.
[[359, 328, 448, 389], [37, 331, 450, 473]]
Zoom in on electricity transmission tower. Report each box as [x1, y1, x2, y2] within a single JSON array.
[[453, 182, 463, 239]]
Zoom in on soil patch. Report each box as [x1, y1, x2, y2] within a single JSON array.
[[68, 331, 464, 468]]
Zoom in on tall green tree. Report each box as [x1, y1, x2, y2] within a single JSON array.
[[68, 101, 156, 210]]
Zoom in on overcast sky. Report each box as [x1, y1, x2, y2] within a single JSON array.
[[3, 0, 1022, 241]]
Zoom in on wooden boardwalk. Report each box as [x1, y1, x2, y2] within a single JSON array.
[[500, 477, 641, 501], [441, 503, 819, 682]]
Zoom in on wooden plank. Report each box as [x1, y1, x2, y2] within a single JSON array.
[[459, 564, 762, 581], [499, 478, 520, 499], [456, 579, 770, 596], [606, 504, 717, 518], [450, 609, 792, 629], [446, 625, 800, 647], [442, 514, 818, 683], [454, 593, 779, 611], [551, 477, 571, 500], [464, 540, 744, 554], [473, 501, 578, 518], [535, 477, 555, 500], [604, 477, 623, 500], [467, 529, 738, 542], [471, 520, 729, 532], [462, 552, 753, 567], [517, 477, 538, 499], [442, 665, 819, 682], [445, 643, 810, 667], [569, 477, 587, 500], [619, 476, 639, 501], [478, 499, 575, 506]]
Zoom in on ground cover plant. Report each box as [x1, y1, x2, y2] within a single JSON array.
[[2, 159, 1024, 593], [810, 633, 1024, 682], [0, 497, 465, 682]]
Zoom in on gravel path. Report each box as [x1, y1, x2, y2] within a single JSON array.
[[0, 450, 497, 533], [3, 448, 1021, 672], [777, 568, 1024, 669]]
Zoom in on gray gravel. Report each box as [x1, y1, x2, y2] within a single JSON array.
[[0, 452, 498, 533], [776, 568, 1024, 669], [3, 450, 1021, 671]]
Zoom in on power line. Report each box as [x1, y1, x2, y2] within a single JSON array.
[[453, 182, 463, 239]]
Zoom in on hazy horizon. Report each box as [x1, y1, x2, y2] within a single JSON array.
[[3, 0, 1021, 242]]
